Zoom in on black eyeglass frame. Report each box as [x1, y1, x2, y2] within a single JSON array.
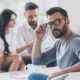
[[43, 18, 65, 28]]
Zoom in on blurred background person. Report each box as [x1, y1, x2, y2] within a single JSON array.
[[15, 2, 42, 65], [0, 9, 24, 72]]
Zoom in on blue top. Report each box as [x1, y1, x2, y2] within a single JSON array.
[[32, 33, 80, 69]]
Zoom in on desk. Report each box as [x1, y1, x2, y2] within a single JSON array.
[[0, 67, 59, 80], [0, 71, 28, 80], [52, 72, 80, 80], [1, 66, 80, 80]]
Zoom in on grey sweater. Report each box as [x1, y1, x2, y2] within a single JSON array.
[[33, 33, 80, 69]]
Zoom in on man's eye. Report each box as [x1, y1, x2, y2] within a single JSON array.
[[54, 20, 60, 25], [48, 22, 54, 26]]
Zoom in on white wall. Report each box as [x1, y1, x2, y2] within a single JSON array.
[[58, 0, 80, 34]]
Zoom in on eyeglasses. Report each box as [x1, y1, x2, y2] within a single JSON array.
[[43, 18, 65, 28]]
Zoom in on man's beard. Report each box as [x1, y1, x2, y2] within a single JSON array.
[[52, 24, 67, 38], [28, 21, 37, 29]]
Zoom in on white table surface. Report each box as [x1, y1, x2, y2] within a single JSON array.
[[0, 66, 59, 80], [0, 70, 28, 80], [0, 66, 80, 80], [52, 72, 80, 80]]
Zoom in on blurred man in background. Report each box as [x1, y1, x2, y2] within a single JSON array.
[[15, 2, 39, 65]]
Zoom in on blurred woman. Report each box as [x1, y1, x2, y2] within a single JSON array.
[[0, 9, 24, 72]]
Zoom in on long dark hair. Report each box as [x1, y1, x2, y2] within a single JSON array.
[[0, 9, 17, 55]]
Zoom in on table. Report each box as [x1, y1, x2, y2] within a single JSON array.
[[52, 72, 80, 80], [0, 66, 80, 80], [0, 66, 59, 80], [0, 70, 28, 80]]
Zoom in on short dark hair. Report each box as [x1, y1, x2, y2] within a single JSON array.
[[46, 7, 68, 19], [25, 2, 38, 11]]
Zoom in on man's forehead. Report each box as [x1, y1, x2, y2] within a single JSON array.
[[25, 9, 39, 15], [48, 12, 63, 21]]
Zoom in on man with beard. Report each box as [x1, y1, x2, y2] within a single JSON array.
[[15, 2, 39, 65], [28, 7, 80, 80]]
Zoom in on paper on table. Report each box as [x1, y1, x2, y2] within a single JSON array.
[[9, 70, 28, 80]]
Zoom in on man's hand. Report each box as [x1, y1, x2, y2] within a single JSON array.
[[35, 25, 46, 40], [32, 24, 46, 59], [48, 71, 65, 80], [48, 63, 80, 80]]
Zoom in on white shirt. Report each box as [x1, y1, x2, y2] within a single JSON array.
[[0, 29, 17, 55], [15, 19, 35, 56], [5, 29, 17, 55], [0, 38, 4, 54]]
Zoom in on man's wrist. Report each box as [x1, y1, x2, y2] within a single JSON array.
[[35, 37, 42, 43]]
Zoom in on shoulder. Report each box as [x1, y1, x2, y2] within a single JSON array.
[[15, 21, 28, 35], [71, 34, 80, 43], [69, 34, 80, 48], [0, 38, 4, 47], [0, 37, 4, 43], [16, 23, 25, 31], [0, 37, 4, 51]]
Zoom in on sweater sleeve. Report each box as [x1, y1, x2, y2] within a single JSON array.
[[32, 44, 56, 65]]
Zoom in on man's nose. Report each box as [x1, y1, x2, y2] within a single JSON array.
[[32, 17, 37, 21]]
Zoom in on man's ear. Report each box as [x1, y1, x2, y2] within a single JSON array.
[[66, 17, 70, 25], [24, 12, 26, 17]]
